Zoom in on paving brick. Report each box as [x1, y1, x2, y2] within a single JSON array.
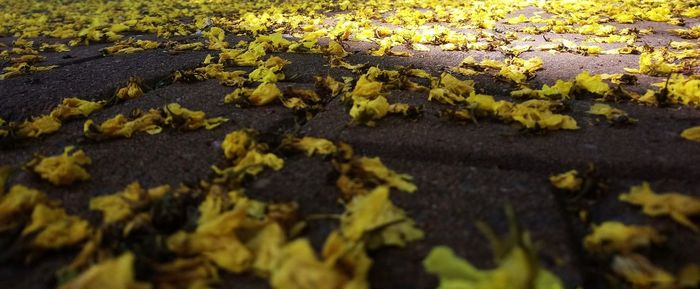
[[303, 92, 700, 182], [1, 49, 209, 121], [244, 153, 583, 288]]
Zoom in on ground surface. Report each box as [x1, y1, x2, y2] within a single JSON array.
[[1, 1, 699, 289]]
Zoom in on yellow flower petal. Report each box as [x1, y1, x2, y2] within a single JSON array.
[[164, 103, 228, 130], [33, 146, 91, 186], [584, 221, 665, 254], [283, 136, 337, 157], [612, 254, 676, 289], [0, 185, 48, 232], [549, 170, 582, 191], [587, 103, 635, 124], [50, 98, 104, 120], [18, 114, 62, 138], [115, 77, 144, 100], [60, 252, 137, 289], [22, 203, 90, 249], [575, 71, 610, 95], [341, 186, 423, 248], [681, 126, 700, 142], [619, 182, 700, 232], [84, 109, 163, 138], [249, 82, 282, 106], [349, 95, 389, 126]]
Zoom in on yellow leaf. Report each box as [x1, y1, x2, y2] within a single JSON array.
[[224, 87, 253, 104]]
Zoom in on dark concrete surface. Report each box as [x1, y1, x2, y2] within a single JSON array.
[[1, 6, 699, 289]]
